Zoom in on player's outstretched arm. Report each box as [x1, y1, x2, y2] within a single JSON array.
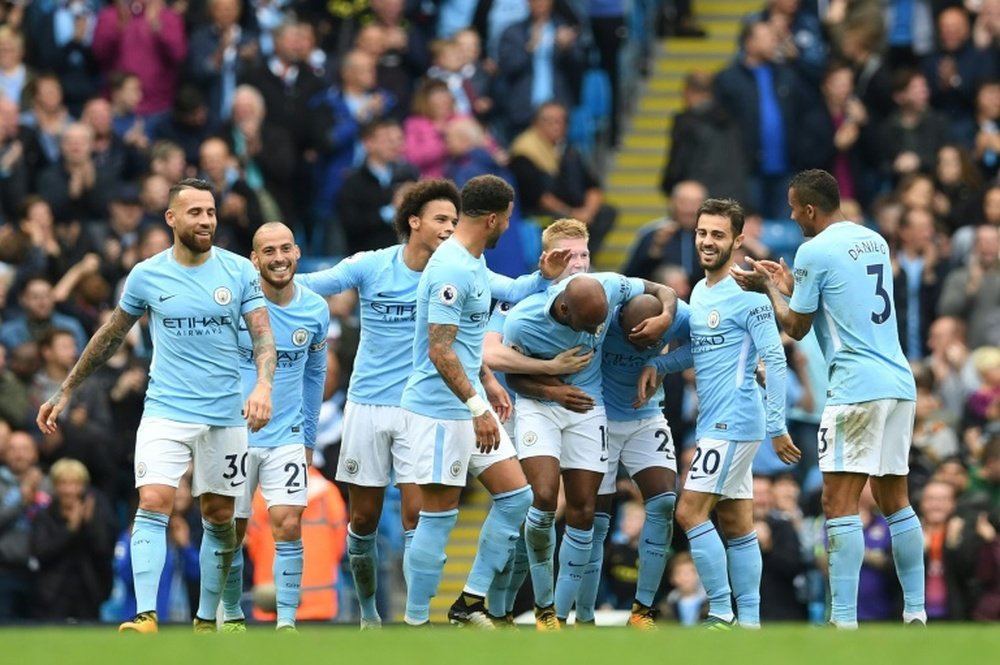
[[244, 306, 276, 432], [630, 281, 678, 347], [484, 335, 592, 376], [38, 306, 139, 434], [506, 373, 595, 413]]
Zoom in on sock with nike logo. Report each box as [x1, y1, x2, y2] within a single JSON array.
[[554, 525, 593, 620], [221, 546, 245, 621], [196, 519, 237, 620], [274, 539, 304, 626], [131, 509, 169, 614], [574, 511, 610, 622], [727, 531, 761, 627], [525, 507, 556, 608], [636, 491, 676, 606]]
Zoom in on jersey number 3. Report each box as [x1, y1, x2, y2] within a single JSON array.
[[866, 264, 891, 325]]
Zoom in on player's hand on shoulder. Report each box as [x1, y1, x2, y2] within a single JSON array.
[[546, 346, 593, 375], [771, 433, 801, 465], [539, 248, 572, 279], [472, 412, 500, 452]]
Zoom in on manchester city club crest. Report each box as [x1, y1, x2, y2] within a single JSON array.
[[292, 328, 309, 346], [214, 286, 233, 305], [707, 310, 721, 329], [523, 431, 538, 447], [344, 459, 359, 475], [136, 462, 147, 478], [450, 461, 463, 477]]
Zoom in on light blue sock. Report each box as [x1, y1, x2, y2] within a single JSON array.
[[274, 539, 303, 626], [525, 507, 556, 608], [131, 509, 169, 615], [487, 550, 515, 619], [403, 529, 416, 587], [347, 526, 380, 621], [404, 509, 458, 624], [222, 546, 245, 620], [575, 512, 610, 622], [886, 506, 926, 618], [636, 492, 676, 607], [554, 525, 593, 619], [826, 514, 864, 627], [197, 519, 237, 620], [507, 533, 529, 614], [465, 486, 532, 596], [727, 531, 762, 626], [686, 521, 734, 621]]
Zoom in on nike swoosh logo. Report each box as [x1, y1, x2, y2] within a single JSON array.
[[599, 456, 609, 462], [688, 474, 704, 480], [566, 561, 585, 568], [282, 571, 302, 576], [475, 290, 484, 298], [287, 488, 303, 494], [229, 480, 246, 487], [376, 292, 393, 298], [159, 294, 177, 302], [644, 539, 667, 547]]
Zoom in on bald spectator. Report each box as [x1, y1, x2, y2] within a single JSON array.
[[91, 0, 186, 117], [197, 136, 262, 254], [939, 225, 1000, 349], [0, 277, 87, 354], [621, 180, 707, 283], [34, 122, 116, 224]]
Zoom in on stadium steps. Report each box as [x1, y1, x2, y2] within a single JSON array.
[[428, 484, 492, 620], [594, 0, 758, 271]]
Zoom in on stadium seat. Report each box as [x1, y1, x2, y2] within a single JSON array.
[[759, 220, 803, 263]]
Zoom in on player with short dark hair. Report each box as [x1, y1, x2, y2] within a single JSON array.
[[38, 177, 277, 634]]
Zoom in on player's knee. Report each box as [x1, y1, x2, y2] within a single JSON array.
[[564, 504, 595, 530], [499, 485, 533, 518], [201, 498, 235, 524], [350, 508, 379, 535], [531, 485, 559, 512], [138, 487, 175, 515], [647, 492, 676, 519], [271, 510, 303, 541], [674, 500, 700, 532]]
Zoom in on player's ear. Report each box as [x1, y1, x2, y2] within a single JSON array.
[[164, 209, 175, 229], [250, 251, 260, 270], [409, 214, 420, 232], [293, 244, 301, 260], [734, 233, 744, 250]]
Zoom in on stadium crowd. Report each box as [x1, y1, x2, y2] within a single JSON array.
[[0, 0, 998, 626]]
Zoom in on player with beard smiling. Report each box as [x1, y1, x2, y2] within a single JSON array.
[[38, 178, 277, 634]]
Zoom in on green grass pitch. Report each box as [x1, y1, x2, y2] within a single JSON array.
[[4, 625, 999, 665]]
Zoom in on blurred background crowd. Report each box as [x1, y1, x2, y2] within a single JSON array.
[[0, 0, 998, 626]]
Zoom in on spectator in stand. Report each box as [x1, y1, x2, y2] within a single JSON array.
[[970, 436, 1000, 512], [80, 97, 143, 184], [509, 101, 616, 254], [0, 277, 87, 353], [883, 0, 935, 69], [186, 0, 260, 126], [714, 19, 811, 218], [147, 139, 186, 186], [0, 344, 31, 430], [893, 206, 947, 361], [818, 62, 877, 207], [453, 29, 494, 123], [660, 551, 708, 625], [621, 180, 706, 284], [404, 79, 461, 179], [935, 143, 982, 234], [918, 479, 964, 620], [197, 136, 262, 255], [837, 16, 895, 127], [939, 225, 1000, 349], [444, 116, 509, 187], [660, 71, 746, 204], [107, 72, 149, 154], [18, 73, 73, 172], [744, 0, 828, 84], [972, 80, 1000, 181], [29, 457, 114, 621], [926, 316, 980, 423], [0, 430, 45, 621], [136, 172, 170, 229], [310, 49, 395, 226], [363, 0, 429, 121], [89, 183, 143, 282], [223, 85, 296, 225], [91, 0, 186, 118], [911, 367, 960, 471], [149, 85, 219, 169], [752, 475, 808, 621], [425, 38, 474, 118], [497, 0, 584, 137], [35, 122, 116, 226], [878, 69, 948, 184], [336, 119, 418, 255], [22, 0, 100, 117], [0, 94, 28, 226], [922, 6, 996, 145], [0, 25, 28, 109]]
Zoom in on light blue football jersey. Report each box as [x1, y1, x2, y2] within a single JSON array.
[[789, 221, 916, 405], [687, 275, 787, 441], [119, 247, 265, 426], [298, 244, 549, 408], [487, 299, 515, 400], [503, 272, 646, 406], [237, 284, 329, 448], [401, 238, 496, 419], [602, 300, 691, 422]]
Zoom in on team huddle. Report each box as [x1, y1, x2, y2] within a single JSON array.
[[36, 169, 926, 633]]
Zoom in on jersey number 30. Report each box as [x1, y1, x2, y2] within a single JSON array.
[[866, 264, 891, 325]]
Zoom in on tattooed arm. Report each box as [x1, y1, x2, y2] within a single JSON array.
[[38, 306, 139, 433], [243, 306, 276, 432], [428, 323, 474, 401]]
